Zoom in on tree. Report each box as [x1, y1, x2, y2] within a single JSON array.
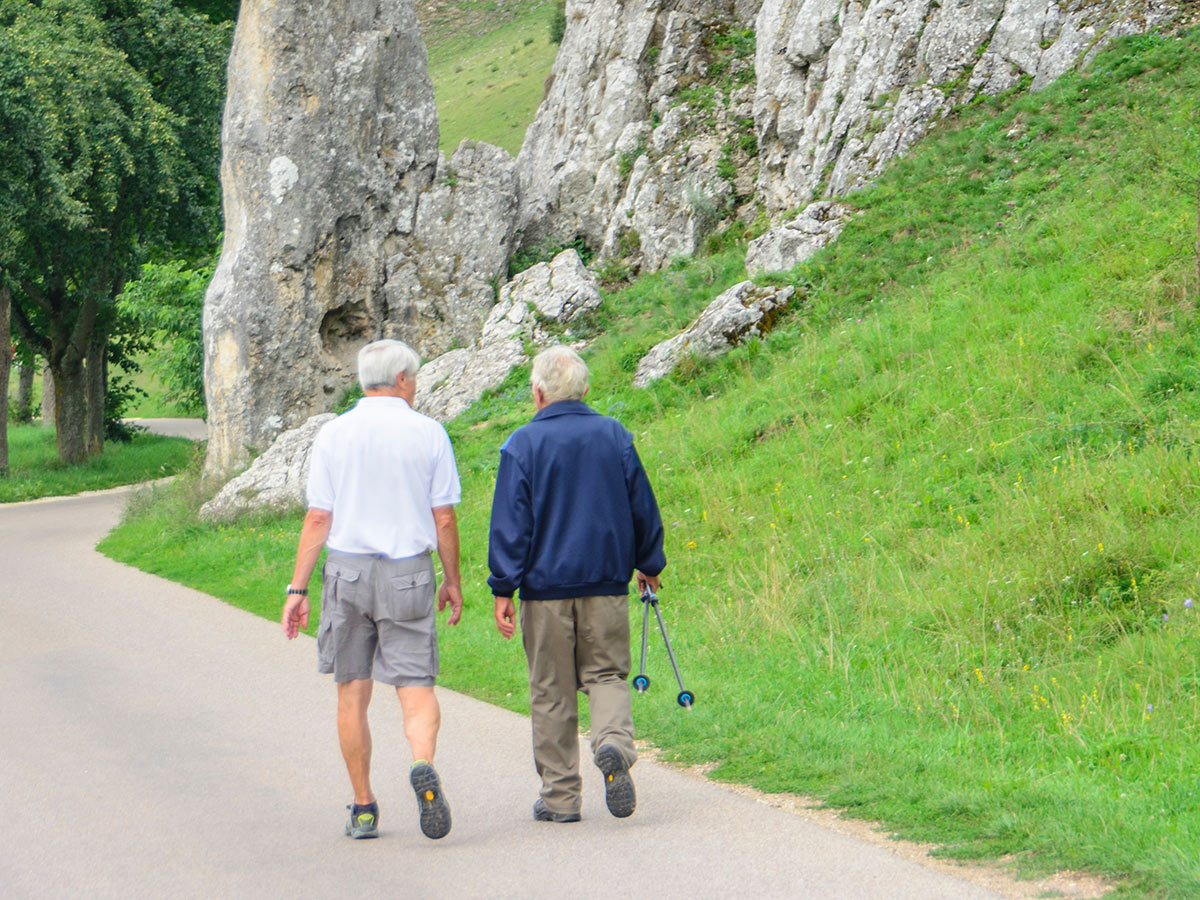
[[0, 0, 228, 463], [117, 259, 210, 414]]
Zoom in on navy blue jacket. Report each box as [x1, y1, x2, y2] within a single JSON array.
[[487, 401, 666, 601]]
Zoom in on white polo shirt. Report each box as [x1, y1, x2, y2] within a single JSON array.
[[306, 396, 461, 558]]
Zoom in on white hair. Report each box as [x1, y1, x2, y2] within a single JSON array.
[[531, 345, 589, 403], [357, 339, 420, 391]]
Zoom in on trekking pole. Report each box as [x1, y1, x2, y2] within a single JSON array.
[[633, 588, 696, 710], [633, 591, 652, 694]]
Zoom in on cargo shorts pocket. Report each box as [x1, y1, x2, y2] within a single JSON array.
[[386, 569, 434, 621], [318, 564, 362, 671]]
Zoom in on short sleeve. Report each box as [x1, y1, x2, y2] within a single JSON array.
[[429, 425, 462, 507], [306, 426, 335, 511]]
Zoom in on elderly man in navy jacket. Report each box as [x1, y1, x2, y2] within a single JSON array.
[[489, 345, 666, 823]]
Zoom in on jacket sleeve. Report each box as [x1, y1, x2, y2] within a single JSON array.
[[487, 444, 533, 597], [624, 438, 666, 577]]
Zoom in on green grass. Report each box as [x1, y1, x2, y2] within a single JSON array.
[[1, 424, 196, 502], [101, 29, 1200, 898], [424, 0, 558, 154]]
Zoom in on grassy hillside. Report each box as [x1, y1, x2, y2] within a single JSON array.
[[102, 28, 1200, 898], [420, 0, 558, 155]]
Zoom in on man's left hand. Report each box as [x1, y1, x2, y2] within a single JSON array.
[[438, 581, 463, 626]]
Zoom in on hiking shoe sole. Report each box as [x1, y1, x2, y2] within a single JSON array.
[[533, 798, 581, 823], [344, 804, 380, 839], [595, 744, 636, 818], [410, 762, 452, 839]]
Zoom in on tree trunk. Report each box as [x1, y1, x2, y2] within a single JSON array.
[[41, 368, 56, 426], [16, 363, 34, 423], [53, 358, 88, 465], [0, 286, 10, 477], [85, 328, 107, 456]]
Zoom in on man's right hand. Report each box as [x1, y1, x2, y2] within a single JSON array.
[[636, 571, 660, 595], [494, 596, 516, 639], [282, 594, 310, 640]]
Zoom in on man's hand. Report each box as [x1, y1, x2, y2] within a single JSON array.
[[282, 594, 310, 640], [494, 596, 516, 639], [636, 571, 661, 595], [438, 581, 464, 626]]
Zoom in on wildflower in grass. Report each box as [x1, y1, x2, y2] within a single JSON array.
[[685, 541, 697, 550], [1186, 598, 1194, 609]]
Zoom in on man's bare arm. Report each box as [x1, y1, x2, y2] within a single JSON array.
[[283, 508, 332, 639], [433, 505, 464, 626]]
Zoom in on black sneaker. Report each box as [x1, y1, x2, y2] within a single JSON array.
[[410, 761, 452, 840], [595, 744, 636, 818], [344, 801, 380, 839], [532, 798, 581, 823]]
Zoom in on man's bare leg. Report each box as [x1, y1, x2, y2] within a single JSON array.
[[337, 679, 375, 805], [396, 686, 440, 762]]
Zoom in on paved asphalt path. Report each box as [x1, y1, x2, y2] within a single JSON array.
[[1, 486, 1006, 900]]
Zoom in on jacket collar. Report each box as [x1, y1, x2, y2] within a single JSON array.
[[532, 400, 596, 421]]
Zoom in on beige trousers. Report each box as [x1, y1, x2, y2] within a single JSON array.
[[519, 595, 637, 814]]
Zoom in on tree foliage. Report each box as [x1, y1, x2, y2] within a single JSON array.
[[0, 0, 229, 462], [117, 259, 210, 414]]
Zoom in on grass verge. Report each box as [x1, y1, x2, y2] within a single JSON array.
[[1, 425, 196, 503], [102, 29, 1200, 898]]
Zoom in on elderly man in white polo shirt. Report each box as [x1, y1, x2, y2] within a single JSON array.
[[283, 339, 464, 842]]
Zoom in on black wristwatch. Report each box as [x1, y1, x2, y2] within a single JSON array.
[[285, 585, 308, 597]]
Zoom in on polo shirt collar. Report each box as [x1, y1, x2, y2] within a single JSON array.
[[355, 396, 412, 411], [533, 400, 596, 421]]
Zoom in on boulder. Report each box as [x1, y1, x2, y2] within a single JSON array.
[[414, 251, 602, 421], [633, 281, 795, 387], [745, 201, 847, 276], [200, 414, 335, 522]]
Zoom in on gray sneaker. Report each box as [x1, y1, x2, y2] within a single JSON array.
[[532, 798, 581, 823], [410, 761, 452, 839], [344, 802, 380, 839], [595, 744, 636, 818]]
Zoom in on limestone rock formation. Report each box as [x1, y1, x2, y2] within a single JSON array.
[[753, 0, 1177, 211], [633, 281, 795, 387], [745, 201, 848, 276], [518, 0, 1175, 271], [517, 0, 760, 273], [415, 250, 602, 421], [199, 414, 335, 522], [203, 0, 518, 477]]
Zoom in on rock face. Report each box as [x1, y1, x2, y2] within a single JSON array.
[[518, 0, 1175, 269], [633, 281, 795, 387], [745, 201, 848, 276], [203, 0, 518, 477], [415, 250, 602, 421], [754, 0, 1177, 211], [199, 414, 335, 521], [517, 0, 761, 273]]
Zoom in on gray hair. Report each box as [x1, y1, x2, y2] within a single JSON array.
[[531, 345, 589, 403], [357, 339, 420, 391]]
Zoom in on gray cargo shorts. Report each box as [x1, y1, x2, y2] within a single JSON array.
[[317, 549, 439, 686]]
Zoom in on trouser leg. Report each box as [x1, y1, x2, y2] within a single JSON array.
[[576, 595, 637, 768], [520, 599, 582, 813]]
